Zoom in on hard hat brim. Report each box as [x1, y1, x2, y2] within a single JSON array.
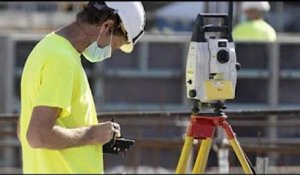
[[120, 42, 134, 53]]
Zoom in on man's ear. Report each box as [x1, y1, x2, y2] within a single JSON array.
[[102, 19, 115, 36]]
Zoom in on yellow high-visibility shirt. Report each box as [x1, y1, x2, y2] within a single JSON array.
[[232, 19, 277, 42], [20, 32, 103, 173]]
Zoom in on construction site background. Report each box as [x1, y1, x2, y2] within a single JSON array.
[[0, 1, 300, 174]]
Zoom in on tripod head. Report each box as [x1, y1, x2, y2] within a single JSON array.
[[191, 100, 227, 116], [186, 2, 240, 115]]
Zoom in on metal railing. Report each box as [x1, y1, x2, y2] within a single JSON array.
[[3, 32, 300, 113]]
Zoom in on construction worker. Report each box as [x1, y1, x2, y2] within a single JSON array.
[[232, 1, 276, 42], [18, 2, 145, 173]]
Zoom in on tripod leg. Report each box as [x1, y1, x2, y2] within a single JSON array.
[[176, 136, 194, 174], [192, 138, 213, 174], [229, 138, 253, 174], [222, 121, 253, 174]]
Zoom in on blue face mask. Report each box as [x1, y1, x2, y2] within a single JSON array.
[[83, 29, 113, 63]]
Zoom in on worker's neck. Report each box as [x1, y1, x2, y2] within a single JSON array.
[[247, 17, 263, 21], [55, 21, 92, 53]]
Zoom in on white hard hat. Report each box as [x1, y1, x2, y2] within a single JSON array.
[[90, 1, 146, 53], [241, 1, 270, 12]]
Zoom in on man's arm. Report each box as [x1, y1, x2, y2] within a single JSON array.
[[26, 106, 121, 150]]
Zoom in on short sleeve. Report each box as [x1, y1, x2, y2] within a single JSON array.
[[34, 58, 76, 118]]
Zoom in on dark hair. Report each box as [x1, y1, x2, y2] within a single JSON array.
[[76, 3, 125, 36]]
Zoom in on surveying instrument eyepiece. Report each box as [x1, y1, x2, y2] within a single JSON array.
[[176, 2, 255, 174]]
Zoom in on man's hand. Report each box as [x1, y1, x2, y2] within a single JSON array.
[[89, 121, 121, 145]]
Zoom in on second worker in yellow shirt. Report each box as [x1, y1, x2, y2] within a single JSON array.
[[232, 1, 277, 42]]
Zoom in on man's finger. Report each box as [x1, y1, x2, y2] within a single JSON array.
[[112, 129, 121, 138], [112, 122, 120, 130]]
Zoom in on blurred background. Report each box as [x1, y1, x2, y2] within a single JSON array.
[[1, 1, 300, 174]]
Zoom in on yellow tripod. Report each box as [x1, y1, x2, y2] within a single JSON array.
[[176, 114, 254, 174]]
